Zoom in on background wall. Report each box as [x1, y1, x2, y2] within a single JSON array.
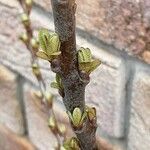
[[0, 0, 150, 150]]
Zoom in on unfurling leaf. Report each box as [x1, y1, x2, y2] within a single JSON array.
[[79, 59, 101, 74], [49, 33, 60, 55], [78, 47, 101, 74], [37, 29, 61, 61], [78, 47, 92, 63], [36, 51, 49, 60], [51, 74, 63, 90], [38, 29, 52, 52]]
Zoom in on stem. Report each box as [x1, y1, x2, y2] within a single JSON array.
[[18, 0, 63, 147], [18, 0, 46, 101], [51, 0, 85, 113], [51, 0, 98, 149]]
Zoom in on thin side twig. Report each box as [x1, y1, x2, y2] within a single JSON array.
[[18, 1, 66, 149]]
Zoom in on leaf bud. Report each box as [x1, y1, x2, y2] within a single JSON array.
[[48, 115, 57, 131], [31, 38, 39, 49], [86, 106, 96, 122], [21, 13, 30, 27], [25, 0, 33, 8], [58, 123, 66, 135], [68, 107, 86, 128], [44, 91, 53, 108], [19, 32, 28, 43], [32, 63, 41, 77]]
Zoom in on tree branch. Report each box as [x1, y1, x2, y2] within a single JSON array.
[[51, 0, 85, 113], [51, 0, 99, 149]]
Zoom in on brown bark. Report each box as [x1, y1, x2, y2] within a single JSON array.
[[50, 0, 98, 149]]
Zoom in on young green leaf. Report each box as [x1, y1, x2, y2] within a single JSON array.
[[50, 82, 59, 89], [78, 47, 101, 74], [79, 59, 101, 74], [37, 29, 61, 61], [48, 33, 60, 55], [78, 47, 92, 63], [36, 51, 49, 60], [38, 29, 52, 53]]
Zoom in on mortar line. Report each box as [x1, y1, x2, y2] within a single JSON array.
[[16, 75, 28, 135], [32, 3, 150, 71], [123, 58, 136, 150]]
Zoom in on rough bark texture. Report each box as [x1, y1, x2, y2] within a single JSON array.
[[50, 0, 98, 149], [51, 0, 85, 113]]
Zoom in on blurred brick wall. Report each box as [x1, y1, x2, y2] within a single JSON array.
[[35, 0, 150, 63], [0, 0, 150, 150]]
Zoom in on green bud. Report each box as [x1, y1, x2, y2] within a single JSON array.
[[86, 106, 96, 122], [25, 0, 33, 7], [68, 107, 86, 127], [25, 0, 33, 14], [50, 74, 63, 90], [44, 91, 53, 108], [21, 13, 30, 27], [48, 115, 56, 131], [70, 137, 80, 149], [19, 32, 28, 43], [72, 108, 82, 126], [32, 63, 41, 76], [38, 28, 51, 52], [31, 38, 39, 49], [78, 47, 101, 74], [37, 29, 61, 61], [78, 47, 92, 63], [48, 33, 60, 55], [58, 123, 66, 135], [63, 137, 80, 150]]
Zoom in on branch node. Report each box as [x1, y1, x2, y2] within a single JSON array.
[[50, 59, 61, 74]]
